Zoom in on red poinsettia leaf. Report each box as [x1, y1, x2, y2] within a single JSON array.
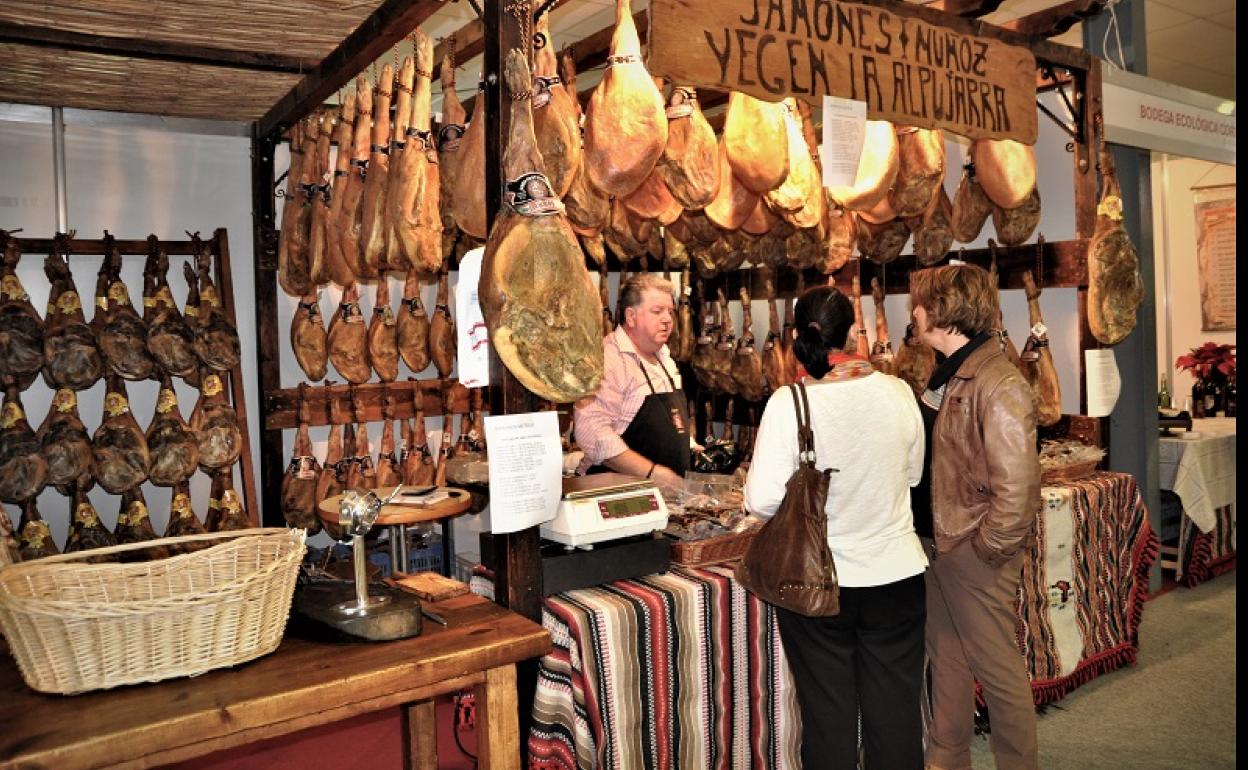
[[1218, 362, 1233, 376]]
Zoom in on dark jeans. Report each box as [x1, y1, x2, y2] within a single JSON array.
[[776, 572, 927, 770]]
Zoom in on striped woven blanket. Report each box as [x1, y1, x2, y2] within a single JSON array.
[[528, 565, 801, 770], [1016, 472, 1159, 704]]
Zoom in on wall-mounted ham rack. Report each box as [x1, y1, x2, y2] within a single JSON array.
[[0, 228, 258, 527]]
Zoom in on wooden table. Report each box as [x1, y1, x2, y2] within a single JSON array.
[[0, 593, 550, 770], [319, 485, 474, 576]]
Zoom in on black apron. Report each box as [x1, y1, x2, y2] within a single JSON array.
[[589, 356, 690, 476]]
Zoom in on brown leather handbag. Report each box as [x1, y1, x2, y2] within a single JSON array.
[[735, 381, 840, 617]]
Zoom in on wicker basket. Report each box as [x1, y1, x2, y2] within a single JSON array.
[[0, 528, 306, 695], [669, 528, 759, 568], [1041, 460, 1101, 485]]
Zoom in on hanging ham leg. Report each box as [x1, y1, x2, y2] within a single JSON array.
[[780, 273, 801, 384], [16, 499, 57, 560], [894, 322, 936, 396], [599, 262, 614, 337], [291, 290, 328, 381], [91, 375, 148, 494], [397, 270, 431, 373], [827, 121, 899, 214], [213, 473, 252, 532], [65, 488, 116, 554], [972, 139, 1036, 210], [452, 85, 488, 240], [164, 482, 206, 539], [317, 417, 346, 539], [433, 389, 454, 487], [710, 288, 737, 394], [190, 371, 241, 472], [992, 187, 1042, 246], [851, 274, 871, 358], [358, 63, 395, 279], [375, 395, 403, 488], [191, 239, 242, 371], [368, 278, 399, 382], [394, 33, 443, 274], [336, 76, 373, 283], [145, 375, 199, 486], [307, 116, 334, 284], [278, 119, 317, 297], [733, 286, 767, 401], [430, 266, 456, 378], [909, 187, 955, 266], [281, 389, 323, 533], [584, 0, 667, 197], [869, 278, 896, 375], [381, 56, 416, 273], [37, 388, 92, 494], [657, 87, 720, 209], [532, 12, 582, 198], [43, 248, 102, 391], [403, 383, 436, 486], [889, 126, 946, 218], [480, 50, 603, 402], [97, 238, 156, 380], [328, 282, 371, 383], [323, 93, 358, 287], [951, 159, 994, 243], [857, 217, 910, 265], [765, 100, 820, 222], [0, 385, 47, 503], [723, 91, 788, 194], [1087, 135, 1144, 345], [1021, 268, 1062, 426], [762, 281, 787, 392], [438, 52, 467, 259], [114, 487, 160, 546], [704, 138, 759, 232], [673, 268, 695, 363], [141, 241, 197, 380]]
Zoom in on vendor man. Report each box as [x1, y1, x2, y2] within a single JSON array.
[[574, 273, 689, 485]]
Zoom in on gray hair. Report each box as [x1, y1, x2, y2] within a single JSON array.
[[617, 272, 676, 324]]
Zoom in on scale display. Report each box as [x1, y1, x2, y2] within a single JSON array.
[[598, 494, 660, 519]]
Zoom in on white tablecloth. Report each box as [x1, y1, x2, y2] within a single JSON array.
[[1158, 421, 1237, 533]]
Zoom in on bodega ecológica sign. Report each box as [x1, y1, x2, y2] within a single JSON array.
[[647, 0, 1038, 143]]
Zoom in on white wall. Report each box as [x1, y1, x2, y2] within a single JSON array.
[[1150, 154, 1236, 408], [0, 112, 256, 546]]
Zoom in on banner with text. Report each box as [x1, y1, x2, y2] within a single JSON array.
[[648, 0, 1038, 142]]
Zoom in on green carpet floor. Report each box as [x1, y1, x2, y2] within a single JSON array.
[[968, 572, 1236, 769]]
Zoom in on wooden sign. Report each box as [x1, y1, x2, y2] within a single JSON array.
[[647, 0, 1038, 143], [1194, 186, 1236, 331]]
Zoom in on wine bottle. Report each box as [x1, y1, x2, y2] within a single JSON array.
[[1204, 379, 1221, 417], [1225, 377, 1236, 417], [1157, 374, 1171, 409], [1191, 380, 1206, 418]]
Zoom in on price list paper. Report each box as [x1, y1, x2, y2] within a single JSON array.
[[483, 411, 563, 533], [1194, 186, 1236, 332]]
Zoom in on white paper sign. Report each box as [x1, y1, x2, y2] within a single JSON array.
[[1085, 349, 1122, 418], [484, 411, 562, 533], [456, 247, 491, 388], [821, 95, 868, 189]]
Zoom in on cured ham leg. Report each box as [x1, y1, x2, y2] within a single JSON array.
[[90, 376, 148, 494], [909, 188, 955, 266], [704, 138, 758, 231], [532, 12, 582, 198], [851, 274, 871, 358], [376, 396, 403, 489], [323, 93, 358, 287], [857, 217, 909, 265], [291, 291, 328, 381], [145, 376, 199, 486], [723, 91, 788, 194], [191, 239, 242, 372], [780, 273, 801, 385], [827, 120, 899, 213], [383, 56, 416, 273], [480, 50, 603, 403], [44, 246, 103, 390], [765, 100, 820, 222], [889, 127, 945, 218], [869, 278, 895, 375], [992, 187, 1041, 246], [114, 487, 159, 546], [336, 76, 372, 283], [972, 139, 1036, 210], [657, 87, 719, 209], [307, 116, 334, 284], [599, 262, 614, 338], [141, 241, 196, 380], [37, 388, 92, 494], [895, 322, 936, 396], [709, 288, 736, 394], [430, 266, 456, 378], [951, 159, 994, 243], [402, 383, 436, 486], [452, 85, 488, 240], [97, 240, 156, 380], [1087, 136, 1143, 345], [164, 482, 206, 539], [1021, 269, 1062, 426], [357, 63, 395, 279], [583, 0, 667, 197], [281, 391, 322, 533], [278, 119, 317, 297], [438, 52, 467, 258], [65, 488, 116, 553], [190, 371, 242, 472], [732, 286, 767, 401], [17, 500, 58, 560], [368, 278, 399, 382], [762, 282, 787, 392], [0, 385, 47, 502], [397, 270, 431, 373], [317, 417, 347, 539], [673, 268, 695, 363], [327, 282, 371, 383], [394, 33, 443, 274], [690, 280, 718, 389]]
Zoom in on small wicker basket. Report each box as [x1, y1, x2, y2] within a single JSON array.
[[1040, 460, 1101, 485], [0, 528, 306, 695], [669, 528, 759, 568]]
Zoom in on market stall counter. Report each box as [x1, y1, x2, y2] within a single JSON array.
[[0, 593, 550, 770]]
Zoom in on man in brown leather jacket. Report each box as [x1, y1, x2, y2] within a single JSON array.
[[909, 264, 1041, 770]]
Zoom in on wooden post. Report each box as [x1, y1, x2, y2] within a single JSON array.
[[250, 127, 285, 526], [484, 0, 545, 625], [212, 228, 260, 525]]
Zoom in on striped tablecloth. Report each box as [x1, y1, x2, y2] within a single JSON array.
[[1159, 425, 1237, 586], [1016, 472, 1159, 704], [528, 565, 801, 770]]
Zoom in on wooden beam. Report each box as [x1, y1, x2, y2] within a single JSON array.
[[0, 21, 311, 74], [263, 380, 473, 430], [1001, 0, 1108, 38], [257, 0, 444, 137], [924, 0, 1005, 17]]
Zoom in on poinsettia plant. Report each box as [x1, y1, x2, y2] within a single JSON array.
[[1176, 342, 1236, 380]]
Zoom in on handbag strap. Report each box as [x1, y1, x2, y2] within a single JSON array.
[[789, 382, 816, 467]]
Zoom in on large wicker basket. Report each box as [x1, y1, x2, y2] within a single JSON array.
[[0, 528, 306, 695]]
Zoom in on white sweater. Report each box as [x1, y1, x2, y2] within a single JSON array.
[[743, 372, 928, 587]]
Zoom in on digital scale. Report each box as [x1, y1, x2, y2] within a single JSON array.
[[541, 473, 670, 548]]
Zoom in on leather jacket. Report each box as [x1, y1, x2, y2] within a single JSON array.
[[930, 341, 1041, 566]]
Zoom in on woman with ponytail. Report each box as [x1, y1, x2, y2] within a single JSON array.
[[743, 283, 928, 770]]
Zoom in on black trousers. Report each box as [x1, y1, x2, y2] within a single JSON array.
[[776, 572, 927, 770]]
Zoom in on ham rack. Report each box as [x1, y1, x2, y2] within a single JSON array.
[[0, 228, 258, 526]]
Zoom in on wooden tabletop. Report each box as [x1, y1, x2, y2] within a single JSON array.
[[0, 593, 550, 770], [317, 485, 475, 527]]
